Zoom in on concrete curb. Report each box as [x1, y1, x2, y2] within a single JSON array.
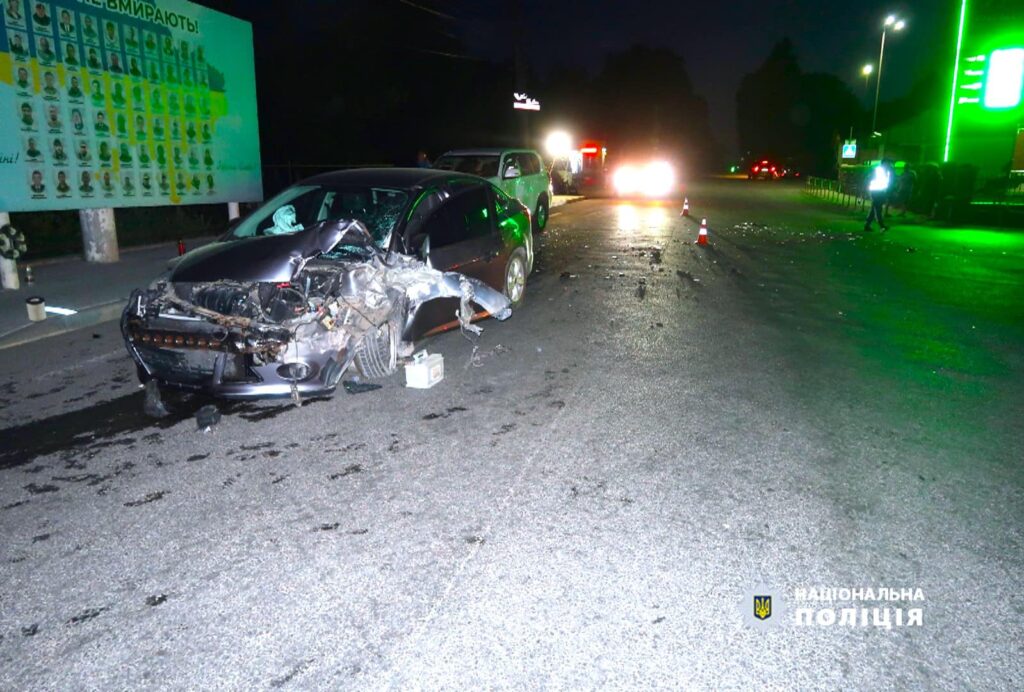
[[0, 298, 126, 350], [550, 195, 586, 209]]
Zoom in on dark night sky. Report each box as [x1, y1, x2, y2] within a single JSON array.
[[200, 0, 954, 155], [453, 0, 952, 152]]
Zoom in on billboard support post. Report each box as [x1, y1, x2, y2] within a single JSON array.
[[0, 211, 17, 290], [228, 202, 240, 220], [79, 208, 119, 263]]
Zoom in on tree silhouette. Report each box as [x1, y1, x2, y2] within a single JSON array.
[[737, 39, 864, 174], [590, 46, 716, 169]]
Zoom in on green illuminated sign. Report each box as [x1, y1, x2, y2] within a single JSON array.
[[944, 0, 1024, 165], [984, 48, 1024, 108]]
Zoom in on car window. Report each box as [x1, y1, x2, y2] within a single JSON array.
[[434, 154, 500, 178], [518, 153, 542, 176], [231, 184, 408, 246], [430, 183, 491, 248], [491, 185, 515, 217], [501, 155, 517, 178], [403, 187, 446, 254]]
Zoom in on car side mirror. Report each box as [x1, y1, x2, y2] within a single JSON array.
[[503, 166, 521, 180]]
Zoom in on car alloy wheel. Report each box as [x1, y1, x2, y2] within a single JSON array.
[[505, 252, 526, 306]]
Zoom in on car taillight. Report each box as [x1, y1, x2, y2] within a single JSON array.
[[753, 166, 760, 172]]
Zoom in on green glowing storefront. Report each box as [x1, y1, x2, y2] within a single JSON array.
[[944, 0, 1024, 184]]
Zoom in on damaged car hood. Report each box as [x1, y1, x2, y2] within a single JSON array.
[[170, 222, 358, 283]]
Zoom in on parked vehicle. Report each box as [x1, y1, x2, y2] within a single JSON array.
[[433, 148, 553, 231], [122, 169, 532, 401]]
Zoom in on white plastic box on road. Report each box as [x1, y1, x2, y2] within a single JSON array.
[[405, 350, 444, 389]]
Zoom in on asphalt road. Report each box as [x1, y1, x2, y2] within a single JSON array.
[[1, 180, 1022, 689]]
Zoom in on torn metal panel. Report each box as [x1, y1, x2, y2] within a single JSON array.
[[122, 219, 511, 400]]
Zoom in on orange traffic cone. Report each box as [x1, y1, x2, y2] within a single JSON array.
[[680, 197, 690, 216], [696, 218, 708, 245]]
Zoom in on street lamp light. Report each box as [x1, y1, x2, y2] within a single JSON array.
[[861, 63, 874, 101], [545, 130, 573, 158], [872, 14, 906, 132]]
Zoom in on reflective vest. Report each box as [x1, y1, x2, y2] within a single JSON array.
[[868, 165, 891, 192]]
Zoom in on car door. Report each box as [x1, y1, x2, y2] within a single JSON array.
[[404, 181, 503, 338], [519, 152, 543, 213], [427, 181, 501, 278]]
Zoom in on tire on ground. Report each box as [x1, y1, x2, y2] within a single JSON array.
[[534, 194, 549, 232], [504, 248, 528, 310]]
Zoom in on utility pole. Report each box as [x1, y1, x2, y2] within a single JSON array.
[[872, 15, 906, 133]]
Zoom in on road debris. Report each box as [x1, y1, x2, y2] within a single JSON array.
[[636, 278, 647, 299], [343, 380, 383, 395], [195, 404, 221, 431], [143, 380, 170, 418]]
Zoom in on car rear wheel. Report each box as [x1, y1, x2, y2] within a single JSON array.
[[353, 315, 398, 379], [504, 249, 527, 309], [534, 195, 549, 232]]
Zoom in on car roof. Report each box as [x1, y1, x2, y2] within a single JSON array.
[[440, 148, 539, 156], [299, 167, 480, 190]]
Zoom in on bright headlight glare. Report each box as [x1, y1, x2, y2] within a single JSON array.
[[613, 165, 639, 194], [545, 130, 573, 158], [640, 161, 675, 196], [614, 161, 675, 196]]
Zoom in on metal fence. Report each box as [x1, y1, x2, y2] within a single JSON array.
[[804, 175, 868, 209]]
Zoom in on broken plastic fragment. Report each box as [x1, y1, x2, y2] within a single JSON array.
[[343, 380, 382, 394], [456, 276, 483, 335], [195, 404, 221, 430], [143, 380, 170, 419]]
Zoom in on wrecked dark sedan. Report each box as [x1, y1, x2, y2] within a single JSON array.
[[122, 169, 534, 402]]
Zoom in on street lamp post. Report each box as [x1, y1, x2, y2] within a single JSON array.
[[872, 15, 906, 133], [862, 63, 874, 100]]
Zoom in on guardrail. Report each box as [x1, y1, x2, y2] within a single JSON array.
[[805, 175, 867, 209]]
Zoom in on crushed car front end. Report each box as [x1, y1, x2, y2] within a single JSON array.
[[122, 220, 512, 400], [122, 277, 359, 399]]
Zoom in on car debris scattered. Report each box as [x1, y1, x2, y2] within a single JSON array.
[[195, 404, 221, 431], [343, 380, 383, 395]]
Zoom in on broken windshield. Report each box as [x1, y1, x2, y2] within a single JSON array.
[[230, 184, 410, 247]]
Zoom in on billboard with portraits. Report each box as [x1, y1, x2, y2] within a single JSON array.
[[0, 0, 262, 210]]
